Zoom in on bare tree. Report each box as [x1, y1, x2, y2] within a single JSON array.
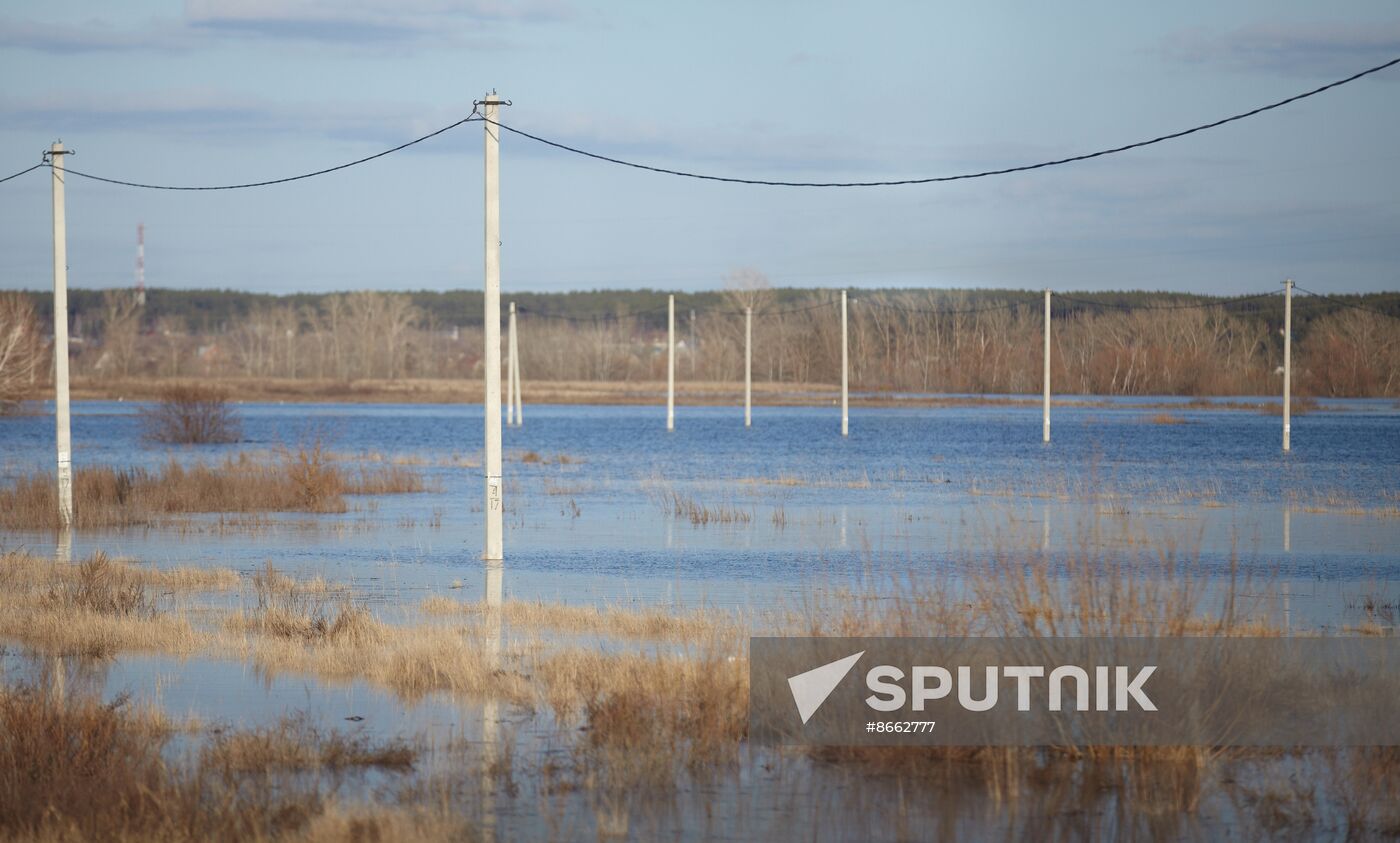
[[97, 290, 143, 377], [0, 293, 43, 412]]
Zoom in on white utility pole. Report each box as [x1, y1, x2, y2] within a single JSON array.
[[1043, 289, 1051, 444], [506, 301, 516, 427], [50, 142, 73, 528], [1283, 279, 1292, 452], [744, 305, 752, 428], [482, 95, 504, 562], [666, 294, 675, 431], [510, 303, 522, 426], [840, 290, 849, 437]]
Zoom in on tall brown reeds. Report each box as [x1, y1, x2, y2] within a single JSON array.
[[0, 447, 423, 530], [0, 682, 440, 842]]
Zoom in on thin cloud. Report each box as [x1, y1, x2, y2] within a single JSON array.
[[185, 0, 573, 44], [0, 1, 567, 54], [1163, 22, 1400, 77], [0, 16, 194, 53], [0, 90, 466, 152]]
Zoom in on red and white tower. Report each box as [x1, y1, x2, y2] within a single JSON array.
[[135, 223, 146, 306]]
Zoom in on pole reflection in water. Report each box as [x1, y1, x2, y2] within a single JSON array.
[[1042, 503, 1050, 553], [55, 527, 73, 565], [480, 560, 504, 842]]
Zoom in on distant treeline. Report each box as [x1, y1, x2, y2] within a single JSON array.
[[22, 286, 1399, 335], [4, 286, 1400, 399]]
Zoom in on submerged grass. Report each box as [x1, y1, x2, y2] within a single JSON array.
[[0, 682, 450, 842], [3, 533, 1396, 838], [421, 596, 737, 642], [0, 444, 425, 530]]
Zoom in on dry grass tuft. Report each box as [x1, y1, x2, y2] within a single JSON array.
[[1148, 411, 1188, 425], [0, 446, 425, 530], [421, 596, 736, 642], [202, 713, 415, 775], [650, 488, 753, 526], [536, 647, 748, 789], [0, 683, 436, 842], [0, 550, 216, 658], [228, 563, 380, 646]]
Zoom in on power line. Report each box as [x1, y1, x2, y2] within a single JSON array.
[[483, 55, 1400, 187], [516, 303, 671, 323], [1056, 290, 1282, 312], [1294, 286, 1400, 321], [44, 113, 483, 191], [0, 163, 45, 185], [4, 54, 1394, 193], [858, 298, 1029, 316]]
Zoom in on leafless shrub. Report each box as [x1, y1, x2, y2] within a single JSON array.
[[141, 383, 241, 443]]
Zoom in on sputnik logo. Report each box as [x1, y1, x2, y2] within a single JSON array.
[[788, 651, 863, 724]]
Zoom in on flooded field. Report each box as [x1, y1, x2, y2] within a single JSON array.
[[3, 397, 1399, 840]]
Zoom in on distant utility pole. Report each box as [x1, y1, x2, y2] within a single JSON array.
[[1043, 289, 1051, 444], [482, 94, 505, 562], [506, 301, 516, 427], [50, 142, 73, 528], [510, 301, 522, 426], [689, 308, 696, 376], [135, 223, 146, 307], [744, 305, 752, 428], [1283, 279, 1293, 452], [666, 294, 675, 431], [840, 290, 849, 437]]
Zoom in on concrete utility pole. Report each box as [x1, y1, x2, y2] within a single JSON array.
[[50, 142, 73, 528], [482, 94, 504, 562], [1043, 289, 1051, 444], [510, 303, 523, 426], [667, 294, 675, 431], [840, 290, 849, 437], [1283, 279, 1293, 452], [506, 301, 516, 427], [744, 306, 752, 428]]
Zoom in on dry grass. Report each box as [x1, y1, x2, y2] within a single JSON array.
[[226, 562, 377, 646], [0, 683, 443, 842], [0, 446, 425, 530], [1260, 395, 1320, 415], [0, 551, 217, 658], [535, 646, 748, 788], [3, 537, 1395, 836], [202, 713, 415, 775], [650, 488, 753, 526], [421, 596, 737, 642], [1148, 411, 1188, 425]]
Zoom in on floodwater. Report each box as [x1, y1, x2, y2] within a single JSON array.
[[3, 397, 1397, 614], [2, 397, 1398, 840]]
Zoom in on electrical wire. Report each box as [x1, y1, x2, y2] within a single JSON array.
[[49, 114, 483, 191], [0, 163, 45, 185], [1056, 290, 1282, 312], [515, 303, 671, 323], [858, 298, 1030, 316], [8, 53, 1395, 193], [1294, 286, 1400, 320], [482, 55, 1400, 187]]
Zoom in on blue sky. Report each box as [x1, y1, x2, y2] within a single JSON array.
[[1, 0, 1397, 295]]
